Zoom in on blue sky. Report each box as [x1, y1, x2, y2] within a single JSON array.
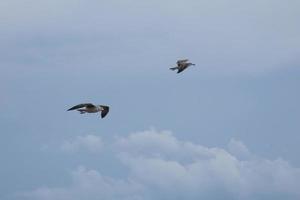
[[1, 0, 300, 199]]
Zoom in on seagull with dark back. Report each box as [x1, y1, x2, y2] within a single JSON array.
[[170, 59, 196, 73], [67, 103, 110, 118]]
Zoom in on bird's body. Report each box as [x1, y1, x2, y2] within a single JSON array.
[[170, 59, 195, 73], [67, 103, 109, 118]]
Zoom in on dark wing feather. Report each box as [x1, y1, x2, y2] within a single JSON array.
[[67, 103, 95, 111], [100, 105, 109, 118], [177, 66, 188, 73]]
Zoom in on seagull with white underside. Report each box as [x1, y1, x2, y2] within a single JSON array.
[[67, 103, 110, 118], [170, 59, 196, 73]]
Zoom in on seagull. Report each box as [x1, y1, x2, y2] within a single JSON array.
[[170, 59, 195, 73], [67, 103, 110, 118]]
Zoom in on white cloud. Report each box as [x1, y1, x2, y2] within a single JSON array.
[[61, 135, 103, 153], [21, 130, 300, 200]]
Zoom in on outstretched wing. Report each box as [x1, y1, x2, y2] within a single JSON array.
[[67, 103, 95, 111], [177, 59, 189, 66], [100, 105, 110, 118]]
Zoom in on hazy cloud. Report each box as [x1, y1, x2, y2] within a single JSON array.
[[227, 138, 253, 160], [21, 129, 300, 200], [21, 166, 143, 200], [61, 135, 103, 153]]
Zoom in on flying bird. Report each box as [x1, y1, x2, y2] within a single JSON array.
[[67, 103, 110, 118], [170, 59, 195, 73]]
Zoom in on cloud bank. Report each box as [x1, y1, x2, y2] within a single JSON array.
[[20, 129, 300, 200], [1, 0, 299, 74]]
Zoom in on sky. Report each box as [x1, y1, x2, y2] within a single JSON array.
[[0, 0, 300, 199]]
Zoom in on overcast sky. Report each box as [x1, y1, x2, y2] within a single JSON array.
[[1, 0, 300, 199]]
